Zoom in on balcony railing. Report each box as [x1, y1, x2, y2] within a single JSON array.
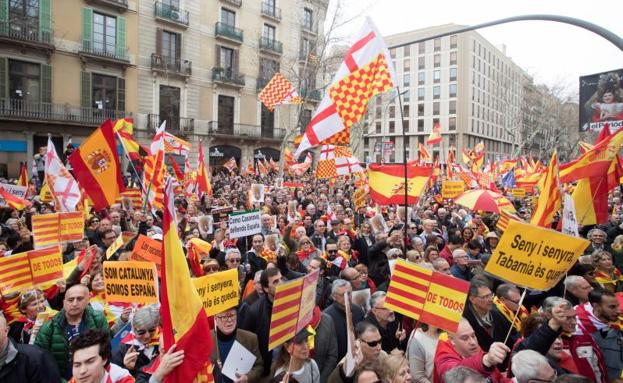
[[85, 0, 128, 11], [80, 41, 130, 64], [208, 121, 285, 140], [215, 22, 243, 43], [0, 99, 126, 126], [261, 2, 281, 20], [220, 0, 242, 7], [259, 37, 282, 55], [154, 1, 189, 26], [151, 54, 192, 76], [147, 114, 194, 134], [212, 67, 245, 87], [300, 88, 322, 102], [0, 20, 53, 46]]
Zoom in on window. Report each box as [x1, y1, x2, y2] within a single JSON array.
[[434, 38, 441, 51], [9, 0, 39, 35], [433, 102, 440, 115], [450, 35, 457, 49], [417, 119, 424, 132], [389, 121, 395, 133], [220, 46, 234, 70], [92, 73, 118, 111], [433, 70, 440, 83], [404, 59, 410, 71], [375, 122, 381, 134], [389, 47, 396, 58], [418, 56, 425, 70], [449, 117, 456, 130], [404, 45, 410, 57], [449, 84, 457, 97], [9, 59, 41, 103], [418, 71, 425, 85], [303, 8, 313, 30], [418, 87, 424, 101], [375, 107, 381, 119], [433, 85, 440, 99], [93, 12, 117, 55], [418, 103, 424, 116], [403, 105, 409, 117], [450, 51, 457, 65], [221, 8, 235, 26], [259, 57, 278, 80], [218, 95, 235, 133], [450, 67, 457, 81], [403, 91, 410, 103], [261, 104, 274, 132], [389, 105, 395, 119], [449, 100, 456, 114], [403, 74, 410, 87], [263, 24, 276, 41], [161, 30, 179, 67], [418, 41, 425, 54], [159, 85, 180, 128], [434, 54, 440, 68]]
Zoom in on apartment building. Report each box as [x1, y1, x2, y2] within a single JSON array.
[[0, 0, 328, 178], [362, 24, 527, 164]]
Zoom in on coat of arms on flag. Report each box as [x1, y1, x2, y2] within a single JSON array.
[[258, 73, 303, 111]]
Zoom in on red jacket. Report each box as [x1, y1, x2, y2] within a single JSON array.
[[432, 339, 507, 383], [439, 245, 454, 266], [561, 333, 608, 383]]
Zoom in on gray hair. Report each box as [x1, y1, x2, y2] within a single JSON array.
[[444, 366, 486, 383], [369, 291, 386, 310], [225, 247, 241, 260], [588, 228, 606, 238], [564, 275, 584, 290], [511, 350, 551, 383], [413, 237, 424, 246], [331, 279, 351, 297], [432, 258, 449, 269], [542, 296, 572, 314], [452, 248, 467, 259]]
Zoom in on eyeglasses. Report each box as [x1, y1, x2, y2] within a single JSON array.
[[477, 293, 494, 300], [301, 241, 311, 245], [215, 313, 236, 322], [361, 339, 382, 347], [204, 266, 220, 272], [227, 258, 241, 263], [135, 327, 158, 336], [327, 250, 338, 254]]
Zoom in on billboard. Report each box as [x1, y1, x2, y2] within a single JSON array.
[[579, 68, 623, 132]]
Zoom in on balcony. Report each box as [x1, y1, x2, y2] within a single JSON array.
[[0, 20, 54, 55], [85, 0, 128, 12], [154, 2, 189, 28], [147, 114, 194, 135], [0, 99, 126, 127], [215, 22, 243, 44], [259, 37, 282, 56], [261, 2, 281, 21], [212, 67, 245, 87], [79, 41, 131, 68], [301, 24, 318, 36], [151, 54, 192, 78], [207, 121, 285, 141], [220, 0, 241, 7], [300, 88, 322, 102]]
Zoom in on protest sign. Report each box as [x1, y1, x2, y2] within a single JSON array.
[[249, 184, 265, 204], [228, 210, 261, 239], [562, 193, 579, 237], [28, 311, 50, 345], [58, 211, 84, 242], [0, 252, 32, 294], [211, 206, 234, 226], [131, 235, 162, 268], [106, 234, 125, 260], [353, 188, 367, 210], [32, 212, 85, 248], [0, 246, 63, 294], [385, 259, 433, 320], [485, 220, 590, 290], [103, 261, 159, 304], [441, 181, 465, 199], [511, 188, 526, 198], [0, 183, 27, 198], [419, 272, 470, 333], [192, 269, 239, 316]]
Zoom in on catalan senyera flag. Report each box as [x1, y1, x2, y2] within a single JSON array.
[[530, 150, 561, 228], [295, 17, 398, 157], [32, 213, 61, 249], [496, 209, 523, 232], [367, 163, 433, 205], [0, 185, 31, 211], [385, 259, 433, 320], [143, 122, 166, 211], [268, 271, 319, 350], [69, 120, 124, 211], [0, 252, 33, 295], [560, 129, 623, 183], [419, 272, 470, 333], [258, 73, 303, 111], [161, 178, 213, 383], [197, 143, 212, 197], [18, 162, 28, 187], [116, 188, 141, 210], [164, 132, 191, 156], [418, 143, 431, 161], [426, 122, 442, 145]]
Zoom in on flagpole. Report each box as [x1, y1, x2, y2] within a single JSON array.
[[395, 87, 409, 249], [115, 131, 145, 193], [503, 288, 527, 345]]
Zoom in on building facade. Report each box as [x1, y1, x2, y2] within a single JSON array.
[[0, 0, 328, 178], [361, 24, 527, 164]]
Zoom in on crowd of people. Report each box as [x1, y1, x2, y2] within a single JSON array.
[[0, 161, 622, 383]]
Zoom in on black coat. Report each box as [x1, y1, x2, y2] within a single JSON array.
[[0, 340, 61, 383], [238, 295, 274, 377], [462, 303, 509, 353], [367, 240, 392, 287], [111, 343, 159, 377], [323, 303, 365, 361]]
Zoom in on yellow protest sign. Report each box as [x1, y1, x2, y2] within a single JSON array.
[[419, 272, 469, 333], [29, 246, 63, 289], [485, 220, 589, 290], [441, 181, 465, 199], [106, 235, 124, 260], [131, 235, 162, 276], [58, 211, 84, 242], [103, 261, 159, 304], [192, 269, 239, 316], [511, 188, 526, 198]]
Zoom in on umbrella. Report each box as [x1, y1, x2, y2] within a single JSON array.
[[454, 190, 516, 214]]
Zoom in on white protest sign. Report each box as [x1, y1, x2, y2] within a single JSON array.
[[0, 183, 27, 198], [562, 193, 579, 237], [228, 210, 261, 239]]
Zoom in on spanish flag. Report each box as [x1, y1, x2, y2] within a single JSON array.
[[368, 163, 433, 205], [530, 150, 561, 228], [161, 178, 213, 382], [0, 186, 31, 211], [69, 120, 125, 211], [197, 143, 212, 197], [560, 129, 623, 183], [17, 163, 28, 187]]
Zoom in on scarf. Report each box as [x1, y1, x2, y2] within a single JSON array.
[[594, 268, 622, 288], [296, 248, 317, 262], [576, 302, 623, 334], [493, 296, 528, 332], [260, 248, 276, 263]]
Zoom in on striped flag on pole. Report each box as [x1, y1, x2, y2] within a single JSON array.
[[419, 272, 470, 333], [32, 213, 61, 249], [0, 252, 32, 295], [496, 209, 523, 232], [385, 259, 433, 320]]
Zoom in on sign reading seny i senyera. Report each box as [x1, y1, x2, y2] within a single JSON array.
[[192, 269, 239, 316], [485, 220, 590, 290], [227, 210, 261, 239], [441, 181, 465, 199], [103, 261, 159, 304]]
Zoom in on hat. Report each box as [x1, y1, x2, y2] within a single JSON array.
[[150, 233, 163, 241], [293, 327, 312, 344], [132, 304, 160, 330], [485, 232, 498, 240]]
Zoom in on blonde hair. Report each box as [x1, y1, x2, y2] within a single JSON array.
[[612, 235, 623, 251], [406, 249, 422, 263], [380, 350, 409, 383]]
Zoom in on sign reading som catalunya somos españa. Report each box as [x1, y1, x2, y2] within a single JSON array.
[[485, 220, 590, 291]]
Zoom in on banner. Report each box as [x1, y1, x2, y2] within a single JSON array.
[[103, 261, 159, 304], [130, 235, 163, 272], [0, 252, 33, 294], [441, 181, 465, 199], [485, 220, 589, 290], [227, 210, 261, 239], [419, 272, 470, 333], [32, 212, 84, 248], [385, 259, 433, 320], [579, 68, 623, 132], [511, 188, 526, 198], [106, 234, 125, 260], [562, 193, 579, 237], [192, 269, 239, 316], [211, 206, 234, 226], [58, 211, 84, 242], [0, 246, 63, 294], [0, 183, 27, 198]]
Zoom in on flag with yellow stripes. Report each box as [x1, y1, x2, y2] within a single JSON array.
[[385, 259, 433, 320]]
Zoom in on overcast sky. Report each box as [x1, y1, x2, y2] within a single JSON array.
[[326, 0, 623, 97]]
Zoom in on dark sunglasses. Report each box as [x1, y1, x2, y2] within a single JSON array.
[[327, 249, 338, 254], [135, 327, 157, 336], [362, 339, 382, 347]]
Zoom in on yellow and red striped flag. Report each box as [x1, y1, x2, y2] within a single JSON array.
[[197, 143, 212, 197], [32, 213, 61, 249], [496, 209, 523, 232], [419, 272, 470, 333], [113, 118, 149, 160], [18, 162, 28, 187], [426, 122, 442, 145], [530, 150, 561, 228], [0, 252, 33, 295], [0, 185, 31, 211], [28, 245, 63, 289], [161, 178, 213, 382], [117, 188, 142, 210], [385, 259, 433, 320]]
